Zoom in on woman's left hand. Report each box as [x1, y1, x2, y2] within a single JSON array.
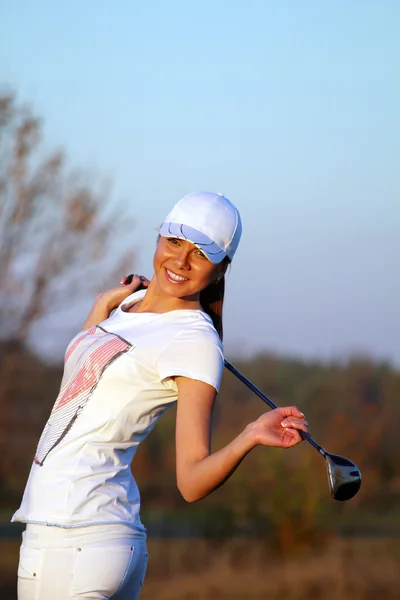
[[248, 406, 309, 449]]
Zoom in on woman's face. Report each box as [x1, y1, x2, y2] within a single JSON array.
[[152, 236, 226, 303]]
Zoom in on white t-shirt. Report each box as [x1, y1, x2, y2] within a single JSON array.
[[12, 290, 224, 532]]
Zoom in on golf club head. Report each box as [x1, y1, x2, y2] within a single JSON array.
[[325, 453, 361, 501]]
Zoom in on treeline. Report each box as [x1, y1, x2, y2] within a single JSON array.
[[1, 340, 398, 552]]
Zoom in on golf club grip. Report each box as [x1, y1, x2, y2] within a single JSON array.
[[224, 359, 324, 455]]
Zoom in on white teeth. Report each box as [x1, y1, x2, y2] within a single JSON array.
[[166, 269, 188, 282]]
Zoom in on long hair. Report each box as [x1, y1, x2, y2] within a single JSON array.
[[199, 258, 230, 341]]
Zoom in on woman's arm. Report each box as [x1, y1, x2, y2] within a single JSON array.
[[175, 376, 308, 503], [81, 274, 149, 330]]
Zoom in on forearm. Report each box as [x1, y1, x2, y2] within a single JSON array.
[[177, 425, 256, 502], [175, 377, 308, 503]]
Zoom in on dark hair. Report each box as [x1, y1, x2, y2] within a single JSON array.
[[200, 258, 230, 340]]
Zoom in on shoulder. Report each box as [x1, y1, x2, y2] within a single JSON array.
[[155, 312, 224, 390], [167, 310, 223, 349]]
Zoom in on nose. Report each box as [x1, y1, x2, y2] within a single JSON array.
[[172, 246, 191, 269]]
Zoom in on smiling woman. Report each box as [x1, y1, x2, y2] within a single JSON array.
[[152, 236, 226, 306], [12, 191, 310, 600]]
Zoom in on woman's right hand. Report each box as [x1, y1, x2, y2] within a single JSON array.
[[100, 274, 150, 314], [82, 274, 150, 330]]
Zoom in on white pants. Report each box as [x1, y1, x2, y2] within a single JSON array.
[[17, 523, 148, 600]]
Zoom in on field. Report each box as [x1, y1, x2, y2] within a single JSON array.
[[2, 535, 400, 599]]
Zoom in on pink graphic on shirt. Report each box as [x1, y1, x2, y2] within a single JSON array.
[[34, 327, 131, 465], [56, 336, 127, 409], [64, 326, 96, 363]]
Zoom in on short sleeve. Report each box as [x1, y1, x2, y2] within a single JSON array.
[[155, 324, 224, 392]]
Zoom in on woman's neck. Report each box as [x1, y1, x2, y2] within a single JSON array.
[[131, 280, 201, 314]]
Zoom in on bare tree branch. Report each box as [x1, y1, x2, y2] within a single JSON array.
[[0, 90, 136, 350]]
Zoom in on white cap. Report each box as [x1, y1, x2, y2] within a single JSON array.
[[159, 191, 242, 264]]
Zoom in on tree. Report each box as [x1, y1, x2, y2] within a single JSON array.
[[0, 90, 135, 354]]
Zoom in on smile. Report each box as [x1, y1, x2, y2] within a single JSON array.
[[165, 269, 189, 283]]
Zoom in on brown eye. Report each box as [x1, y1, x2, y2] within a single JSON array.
[[195, 249, 207, 259]]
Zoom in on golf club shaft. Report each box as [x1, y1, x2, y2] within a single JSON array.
[[224, 359, 327, 457]]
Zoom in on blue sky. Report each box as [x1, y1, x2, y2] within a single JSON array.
[[2, 1, 399, 364]]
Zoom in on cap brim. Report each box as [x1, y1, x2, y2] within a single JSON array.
[[159, 222, 226, 264]]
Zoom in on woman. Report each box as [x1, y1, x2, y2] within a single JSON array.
[[13, 191, 309, 599]]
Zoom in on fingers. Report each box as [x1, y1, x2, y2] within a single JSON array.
[[120, 273, 138, 285], [120, 274, 150, 287], [281, 418, 309, 434], [281, 413, 309, 436], [276, 406, 309, 438], [278, 405, 305, 419]]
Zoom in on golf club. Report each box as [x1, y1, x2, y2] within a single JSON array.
[[224, 359, 362, 501]]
